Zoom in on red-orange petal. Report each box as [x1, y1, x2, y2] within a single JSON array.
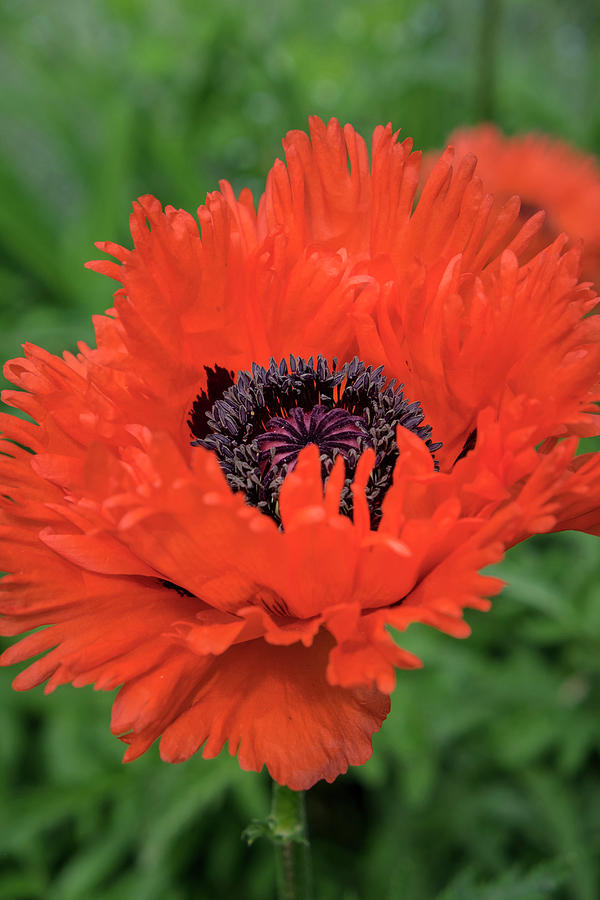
[[156, 632, 389, 790]]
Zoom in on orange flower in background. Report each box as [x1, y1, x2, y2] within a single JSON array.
[[1, 117, 600, 790], [423, 124, 600, 284]]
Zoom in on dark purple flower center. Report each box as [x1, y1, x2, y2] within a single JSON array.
[[256, 406, 370, 480], [189, 355, 441, 527]]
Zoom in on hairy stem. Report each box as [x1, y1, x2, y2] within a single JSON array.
[[271, 783, 312, 900]]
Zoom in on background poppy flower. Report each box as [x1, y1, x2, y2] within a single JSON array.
[[423, 124, 600, 285], [1, 117, 599, 791]]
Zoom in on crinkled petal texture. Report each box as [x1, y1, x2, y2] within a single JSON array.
[[2, 117, 600, 790], [422, 124, 600, 285]]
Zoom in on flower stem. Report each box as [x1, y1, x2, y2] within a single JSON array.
[[270, 783, 313, 900]]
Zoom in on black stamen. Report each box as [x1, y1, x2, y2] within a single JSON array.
[[189, 355, 441, 527]]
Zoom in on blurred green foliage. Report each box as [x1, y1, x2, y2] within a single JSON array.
[[1, 0, 600, 897]]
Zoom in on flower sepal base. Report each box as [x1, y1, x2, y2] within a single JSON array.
[[243, 786, 308, 847], [244, 783, 312, 900]]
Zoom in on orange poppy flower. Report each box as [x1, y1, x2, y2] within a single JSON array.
[[1, 117, 600, 791], [423, 124, 600, 285]]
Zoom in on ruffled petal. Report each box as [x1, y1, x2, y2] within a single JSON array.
[[155, 632, 390, 791], [425, 124, 600, 283]]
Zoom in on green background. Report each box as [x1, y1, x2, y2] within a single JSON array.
[[1, 0, 600, 897]]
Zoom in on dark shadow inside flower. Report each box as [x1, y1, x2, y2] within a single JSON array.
[[453, 428, 478, 464], [160, 580, 196, 598], [187, 365, 235, 441]]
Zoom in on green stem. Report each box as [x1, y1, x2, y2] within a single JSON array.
[[270, 783, 313, 900]]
